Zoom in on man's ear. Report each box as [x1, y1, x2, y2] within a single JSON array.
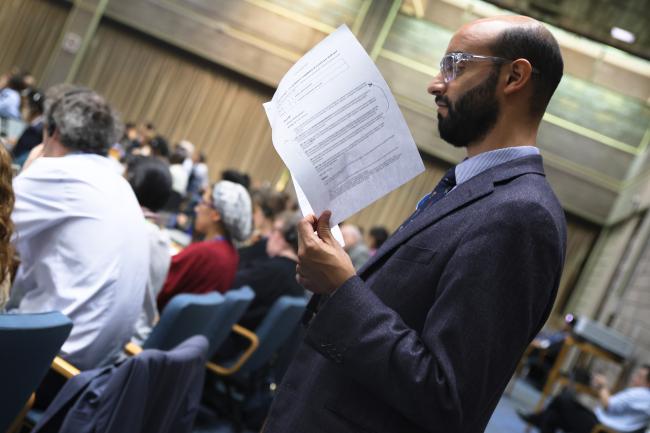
[[503, 59, 533, 95]]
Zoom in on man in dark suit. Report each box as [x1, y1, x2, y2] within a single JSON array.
[[263, 15, 567, 433]]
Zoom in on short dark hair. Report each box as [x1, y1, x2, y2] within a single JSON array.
[[126, 156, 172, 212], [489, 25, 563, 117], [149, 135, 170, 158], [222, 169, 251, 190], [169, 148, 187, 165], [251, 187, 288, 220], [22, 88, 44, 115], [369, 226, 389, 249], [7, 73, 28, 92]]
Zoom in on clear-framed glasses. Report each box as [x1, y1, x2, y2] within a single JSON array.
[[198, 198, 215, 209], [439, 52, 539, 83]]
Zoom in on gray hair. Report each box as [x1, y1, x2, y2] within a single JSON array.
[[44, 84, 122, 155]]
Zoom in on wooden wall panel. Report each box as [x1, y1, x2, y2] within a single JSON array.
[[103, 0, 369, 88], [75, 20, 286, 186], [0, 0, 69, 83]]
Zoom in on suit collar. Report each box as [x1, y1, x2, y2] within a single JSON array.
[[358, 155, 545, 277]]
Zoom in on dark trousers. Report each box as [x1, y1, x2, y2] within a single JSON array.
[[540, 390, 598, 433]]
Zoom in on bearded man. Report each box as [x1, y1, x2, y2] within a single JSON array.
[[263, 15, 567, 433]]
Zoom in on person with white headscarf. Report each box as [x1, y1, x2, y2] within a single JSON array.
[[157, 180, 252, 311]]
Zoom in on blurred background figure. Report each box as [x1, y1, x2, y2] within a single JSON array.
[[0, 70, 28, 120], [11, 88, 44, 166], [232, 210, 305, 330], [222, 168, 251, 190], [238, 185, 289, 269], [341, 222, 370, 270], [125, 156, 173, 345], [368, 225, 389, 256], [518, 364, 650, 433]]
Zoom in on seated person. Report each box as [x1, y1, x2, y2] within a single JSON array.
[[0, 72, 27, 120], [232, 211, 305, 330], [125, 156, 173, 344], [367, 225, 388, 256], [519, 364, 650, 433], [11, 88, 44, 166], [157, 180, 252, 311], [238, 186, 289, 270], [341, 223, 370, 270], [8, 84, 149, 370]]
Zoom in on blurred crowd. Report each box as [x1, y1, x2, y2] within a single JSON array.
[[0, 75, 390, 375]]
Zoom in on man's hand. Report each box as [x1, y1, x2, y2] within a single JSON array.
[[296, 210, 356, 294], [591, 373, 608, 390]]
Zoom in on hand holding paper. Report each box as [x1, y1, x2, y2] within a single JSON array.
[[295, 211, 356, 294]]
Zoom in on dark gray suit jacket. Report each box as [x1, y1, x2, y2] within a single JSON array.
[[263, 155, 567, 433]]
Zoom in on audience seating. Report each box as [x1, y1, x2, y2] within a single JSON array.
[[205, 286, 257, 368], [126, 291, 225, 354], [126, 288, 258, 371], [0, 311, 72, 433], [205, 295, 308, 431]]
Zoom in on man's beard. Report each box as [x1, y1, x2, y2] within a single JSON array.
[[437, 68, 500, 148]]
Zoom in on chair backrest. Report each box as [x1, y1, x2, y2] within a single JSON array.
[[239, 296, 307, 374], [0, 311, 72, 432], [205, 286, 255, 358], [143, 292, 224, 351]]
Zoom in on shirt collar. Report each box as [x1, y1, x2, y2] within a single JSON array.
[[455, 146, 540, 185]]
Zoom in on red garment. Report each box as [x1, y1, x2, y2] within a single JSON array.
[[157, 238, 239, 311]]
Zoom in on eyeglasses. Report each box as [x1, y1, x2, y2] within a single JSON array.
[[439, 52, 539, 83], [198, 198, 215, 209]]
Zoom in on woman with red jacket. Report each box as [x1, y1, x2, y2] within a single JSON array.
[[157, 180, 252, 311]]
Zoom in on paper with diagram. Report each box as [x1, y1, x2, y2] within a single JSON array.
[[263, 24, 424, 228]]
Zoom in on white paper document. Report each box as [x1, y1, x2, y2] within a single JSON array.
[[263, 24, 424, 228]]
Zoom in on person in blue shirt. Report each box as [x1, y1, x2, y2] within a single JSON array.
[[519, 364, 650, 433], [0, 73, 27, 120]]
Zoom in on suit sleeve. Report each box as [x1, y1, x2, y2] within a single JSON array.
[[304, 201, 565, 431]]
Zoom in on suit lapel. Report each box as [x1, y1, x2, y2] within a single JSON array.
[[358, 155, 546, 278]]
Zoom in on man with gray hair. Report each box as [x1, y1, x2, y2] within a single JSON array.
[[8, 85, 149, 371]]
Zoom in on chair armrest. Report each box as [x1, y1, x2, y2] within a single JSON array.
[[6, 393, 34, 433], [51, 356, 80, 379], [124, 342, 143, 356], [206, 324, 259, 376]]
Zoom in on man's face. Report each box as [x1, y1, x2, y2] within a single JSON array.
[[266, 221, 289, 257], [630, 367, 650, 388], [436, 63, 500, 148]]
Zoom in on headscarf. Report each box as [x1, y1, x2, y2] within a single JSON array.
[[212, 180, 252, 242]]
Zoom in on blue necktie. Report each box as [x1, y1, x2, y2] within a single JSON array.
[[399, 166, 456, 230]]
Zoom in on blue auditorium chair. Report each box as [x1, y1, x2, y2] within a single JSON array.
[[127, 287, 257, 362], [0, 311, 72, 433], [205, 296, 308, 431]]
